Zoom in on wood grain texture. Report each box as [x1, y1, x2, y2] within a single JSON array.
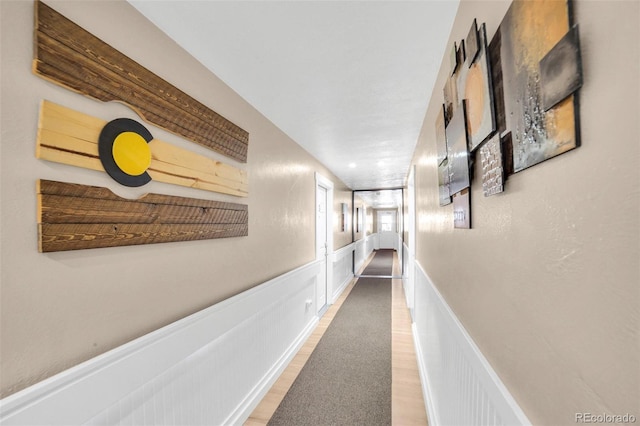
[[37, 180, 248, 252], [34, 0, 248, 163], [37, 100, 248, 197]]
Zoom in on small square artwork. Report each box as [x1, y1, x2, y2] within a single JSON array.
[[453, 188, 471, 229], [495, 0, 580, 172], [540, 25, 582, 111], [480, 134, 504, 197], [466, 19, 480, 66], [445, 101, 470, 196], [438, 159, 452, 206]]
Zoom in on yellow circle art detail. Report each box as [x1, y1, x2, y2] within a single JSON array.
[[112, 131, 152, 176]]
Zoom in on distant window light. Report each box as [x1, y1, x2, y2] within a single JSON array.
[[380, 213, 393, 232]]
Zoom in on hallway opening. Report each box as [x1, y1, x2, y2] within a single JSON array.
[[352, 188, 404, 279]]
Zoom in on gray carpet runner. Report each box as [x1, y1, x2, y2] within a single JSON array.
[[360, 249, 394, 276], [268, 250, 394, 426]]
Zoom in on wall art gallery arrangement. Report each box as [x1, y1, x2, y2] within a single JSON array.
[[32, 0, 250, 252], [437, 0, 582, 229]]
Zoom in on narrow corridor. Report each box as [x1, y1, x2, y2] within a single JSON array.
[[245, 250, 427, 425]]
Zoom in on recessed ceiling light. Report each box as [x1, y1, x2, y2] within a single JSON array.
[[348, 162, 357, 168]]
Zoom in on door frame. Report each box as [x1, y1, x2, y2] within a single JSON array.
[[376, 210, 397, 249], [315, 172, 333, 312]]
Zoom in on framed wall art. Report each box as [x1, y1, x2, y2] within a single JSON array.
[[494, 0, 581, 172], [445, 101, 471, 196], [453, 188, 471, 229], [462, 22, 496, 151]]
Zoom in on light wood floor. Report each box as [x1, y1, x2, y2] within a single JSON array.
[[245, 251, 428, 425]]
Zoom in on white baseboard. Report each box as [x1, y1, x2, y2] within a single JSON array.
[[0, 261, 323, 426], [413, 261, 531, 426]]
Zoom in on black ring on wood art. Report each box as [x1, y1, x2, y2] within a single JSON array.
[[98, 118, 153, 187]]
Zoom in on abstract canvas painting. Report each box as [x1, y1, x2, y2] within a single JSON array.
[[443, 71, 458, 125], [435, 105, 448, 166], [466, 19, 480, 67], [462, 22, 496, 151], [495, 0, 580, 172], [540, 25, 583, 111], [444, 39, 466, 124], [438, 159, 452, 206], [450, 42, 460, 76], [445, 101, 471, 196]]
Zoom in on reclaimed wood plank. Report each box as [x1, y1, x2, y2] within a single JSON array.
[[39, 194, 248, 225], [38, 180, 247, 211], [37, 180, 248, 252], [34, 0, 249, 162], [34, 7, 248, 145], [35, 37, 246, 160], [39, 223, 248, 252]]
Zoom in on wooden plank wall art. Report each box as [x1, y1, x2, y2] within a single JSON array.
[[436, 0, 582, 229], [33, 1, 251, 252], [38, 180, 248, 252], [34, 0, 248, 163]]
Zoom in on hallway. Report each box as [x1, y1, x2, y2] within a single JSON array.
[[0, 1, 637, 425], [245, 250, 427, 425]]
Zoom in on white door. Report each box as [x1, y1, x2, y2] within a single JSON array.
[[316, 185, 328, 313], [377, 211, 397, 249]]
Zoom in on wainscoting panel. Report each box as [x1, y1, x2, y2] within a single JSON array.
[[0, 261, 322, 426], [366, 234, 375, 256], [354, 236, 373, 273], [401, 243, 415, 317], [413, 261, 530, 426], [332, 243, 355, 302]]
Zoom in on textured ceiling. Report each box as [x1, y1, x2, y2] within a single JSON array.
[[129, 0, 459, 196], [356, 189, 403, 210]]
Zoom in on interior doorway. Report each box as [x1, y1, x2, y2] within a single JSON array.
[[352, 188, 404, 279], [377, 210, 397, 249], [315, 173, 333, 316]]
